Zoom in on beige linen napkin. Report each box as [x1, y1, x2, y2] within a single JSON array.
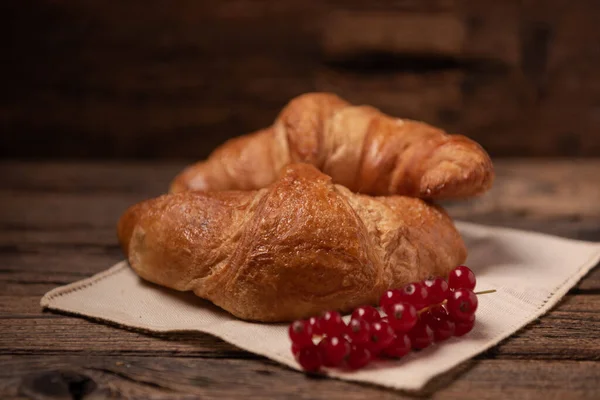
[[41, 222, 600, 391]]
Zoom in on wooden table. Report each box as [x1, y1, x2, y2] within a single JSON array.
[[1, 160, 599, 399]]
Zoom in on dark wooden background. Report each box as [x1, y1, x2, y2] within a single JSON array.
[[2, 0, 600, 159]]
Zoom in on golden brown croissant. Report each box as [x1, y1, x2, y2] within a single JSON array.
[[171, 92, 494, 199], [119, 163, 466, 322]]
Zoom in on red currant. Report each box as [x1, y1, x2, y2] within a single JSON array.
[[380, 289, 402, 310], [420, 305, 441, 325], [422, 306, 455, 342], [320, 311, 346, 337], [383, 333, 412, 358], [454, 314, 476, 336], [399, 282, 429, 310], [346, 318, 371, 344], [408, 320, 434, 350], [291, 343, 301, 358], [430, 304, 450, 319], [433, 318, 455, 342], [385, 302, 418, 333], [369, 320, 395, 355], [347, 344, 371, 370], [423, 277, 449, 305], [297, 344, 322, 372], [447, 288, 478, 322], [288, 320, 314, 347], [307, 316, 323, 336], [351, 306, 381, 323], [318, 336, 351, 367], [448, 265, 476, 290]]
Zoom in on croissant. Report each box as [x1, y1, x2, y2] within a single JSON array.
[[119, 163, 466, 322], [170, 92, 494, 199]]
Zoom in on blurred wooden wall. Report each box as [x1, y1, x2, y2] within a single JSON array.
[[2, 0, 600, 159]]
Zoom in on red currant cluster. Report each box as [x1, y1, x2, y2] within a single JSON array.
[[289, 265, 484, 372]]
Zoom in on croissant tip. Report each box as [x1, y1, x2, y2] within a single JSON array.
[[419, 161, 494, 200], [169, 180, 185, 194], [117, 202, 145, 257], [415, 134, 495, 199]]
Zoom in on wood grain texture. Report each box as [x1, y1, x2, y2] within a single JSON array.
[[3, 159, 599, 238], [2, 1, 600, 159], [1, 356, 600, 400], [1, 160, 599, 398]]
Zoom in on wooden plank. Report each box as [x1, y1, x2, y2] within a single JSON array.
[[2, 2, 600, 158], [2, 162, 598, 246], [315, 69, 466, 128], [0, 250, 122, 278], [322, 2, 522, 65], [443, 160, 600, 219], [0, 227, 121, 247], [578, 268, 600, 291], [322, 0, 456, 12], [1, 0, 323, 159], [1, 294, 598, 361], [322, 12, 467, 58], [0, 192, 145, 230], [3, 160, 599, 197], [2, 160, 600, 220], [0, 161, 182, 194], [0, 355, 598, 399], [487, 295, 600, 361], [0, 279, 58, 296], [7, 189, 596, 234], [0, 316, 245, 358]]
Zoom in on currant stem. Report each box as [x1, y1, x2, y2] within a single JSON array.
[[418, 300, 447, 315], [416, 289, 496, 315]]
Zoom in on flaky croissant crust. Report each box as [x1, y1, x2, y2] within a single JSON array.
[[171, 92, 494, 199], [120, 164, 466, 322]]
